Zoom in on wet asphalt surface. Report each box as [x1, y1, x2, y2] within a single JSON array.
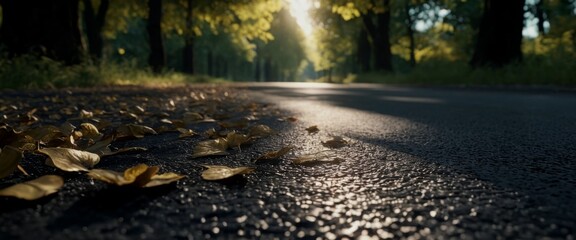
[[1, 83, 576, 239]]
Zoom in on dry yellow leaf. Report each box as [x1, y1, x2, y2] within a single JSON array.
[[116, 124, 157, 139], [0, 175, 63, 200], [292, 150, 344, 165], [191, 138, 229, 158], [177, 128, 196, 138], [255, 146, 294, 162], [219, 118, 248, 128], [321, 136, 348, 149], [145, 173, 186, 187], [226, 131, 250, 150], [59, 122, 76, 136], [201, 165, 255, 181], [39, 148, 100, 172], [79, 109, 94, 119], [306, 125, 320, 134], [248, 124, 274, 138], [102, 147, 148, 157], [183, 112, 204, 124], [204, 128, 217, 138], [87, 164, 184, 187], [79, 123, 101, 140], [0, 146, 23, 179], [84, 135, 114, 156]]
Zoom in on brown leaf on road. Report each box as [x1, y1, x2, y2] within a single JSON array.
[[248, 124, 274, 138], [0, 175, 64, 200], [177, 128, 196, 138], [305, 125, 319, 134], [292, 150, 344, 165], [200, 165, 255, 181], [0, 146, 23, 179], [219, 118, 249, 129], [39, 148, 100, 172], [87, 164, 184, 187], [321, 136, 348, 149], [191, 138, 229, 158], [226, 131, 250, 150], [255, 146, 294, 162], [116, 124, 158, 139], [79, 123, 101, 140]]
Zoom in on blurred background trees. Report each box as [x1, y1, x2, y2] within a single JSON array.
[[0, 0, 575, 85]]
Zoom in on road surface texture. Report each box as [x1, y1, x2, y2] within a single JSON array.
[[1, 83, 575, 239]]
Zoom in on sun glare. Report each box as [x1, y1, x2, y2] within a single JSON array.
[[288, 0, 315, 36]]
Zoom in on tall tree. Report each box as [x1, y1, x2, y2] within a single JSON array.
[[147, 0, 166, 73], [470, 0, 526, 67], [0, 0, 83, 64], [356, 28, 371, 72], [182, 0, 195, 73], [83, 0, 110, 62], [331, 0, 394, 72], [361, 0, 393, 72], [404, 0, 416, 67]]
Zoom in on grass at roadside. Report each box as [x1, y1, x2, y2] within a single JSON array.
[[355, 55, 576, 87], [0, 55, 229, 89]]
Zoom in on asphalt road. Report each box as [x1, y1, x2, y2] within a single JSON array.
[[1, 83, 575, 239]]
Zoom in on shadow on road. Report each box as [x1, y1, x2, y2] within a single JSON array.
[[248, 84, 576, 218]]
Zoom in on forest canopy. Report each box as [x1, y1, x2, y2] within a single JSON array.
[[0, 0, 575, 86]]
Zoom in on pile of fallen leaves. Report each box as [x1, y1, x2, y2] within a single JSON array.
[[0, 86, 350, 201]]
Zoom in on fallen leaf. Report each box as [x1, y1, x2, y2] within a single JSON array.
[[39, 148, 100, 172], [191, 138, 229, 158], [287, 116, 298, 122], [292, 150, 344, 165], [24, 125, 65, 144], [79, 123, 101, 140], [59, 122, 76, 136], [322, 136, 348, 149], [116, 124, 157, 139], [177, 128, 196, 138], [146, 173, 186, 187], [248, 124, 274, 138], [0, 175, 63, 200], [79, 109, 94, 119], [183, 112, 204, 124], [219, 118, 248, 128], [87, 164, 184, 187], [306, 125, 320, 134], [101, 147, 148, 157], [201, 165, 255, 181], [84, 135, 114, 156], [0, 146, 23, 179], [226, 131, 250, 150], [255, 146, 294, 162], [204, 128, 217, 138]]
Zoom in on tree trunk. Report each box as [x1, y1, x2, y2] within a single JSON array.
[[147, 0, 165, 73], [83, 0, 109, 62], [535, 0, 546, 35], [254, 57, 261, 81], [405, 1, 416, 67], [0, 0, 83, 64], [470, 0, 526, 68], [182, 0, 194, 74], [264, 57, 273, 81], [207, 50, 213, 76], [362, 0, 393, 72], [356, 28, 371, 72]]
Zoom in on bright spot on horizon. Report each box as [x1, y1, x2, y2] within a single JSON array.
[[288, 0, 315, 36]]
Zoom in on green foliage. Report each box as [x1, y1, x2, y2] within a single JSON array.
[[355, 54, 576, 86], [0, 54, 226, 89]]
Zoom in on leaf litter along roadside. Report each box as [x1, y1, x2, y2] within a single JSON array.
[[0, 85, 346, 205], [0, 85, 300, 201]]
